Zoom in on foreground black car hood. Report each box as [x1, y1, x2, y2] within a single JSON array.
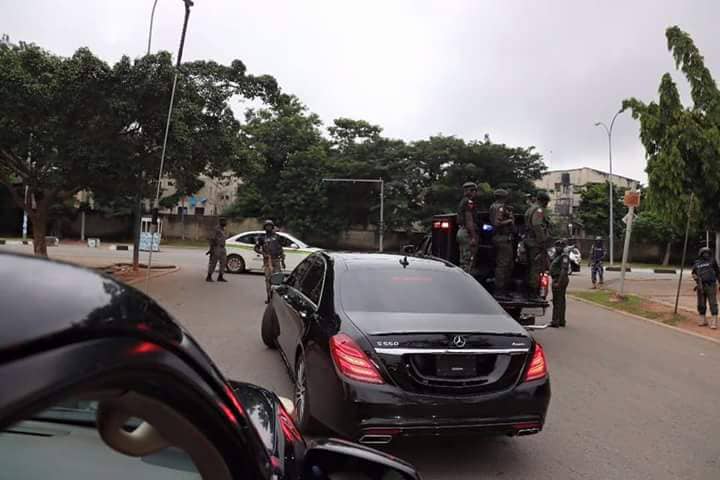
[[344, 311, 528, 336]]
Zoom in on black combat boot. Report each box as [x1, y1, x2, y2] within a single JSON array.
[[206, 275, 213, 282], [217, 275, 227, 282]]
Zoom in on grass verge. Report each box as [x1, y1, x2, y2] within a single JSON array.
[[571, 290, 684, 326]]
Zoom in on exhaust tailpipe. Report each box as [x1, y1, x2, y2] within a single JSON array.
[[515, 428, 540, 436]]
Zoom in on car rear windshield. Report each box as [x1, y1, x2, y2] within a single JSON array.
[[339, 266, 505, 314]]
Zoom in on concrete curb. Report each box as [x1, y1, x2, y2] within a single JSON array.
[[124, 266, 181, 285], [568, 295, 720, 346]]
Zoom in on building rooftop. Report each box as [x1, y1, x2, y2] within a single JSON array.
[[542, 167, 640, 184]]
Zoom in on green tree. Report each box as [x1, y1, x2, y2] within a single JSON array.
[[575, 183, 627, 239], [0, 40, 117, 255], [623, 26, 720, 248]]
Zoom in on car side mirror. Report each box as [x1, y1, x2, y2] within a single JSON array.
[[303, 439, 420, 480], [270, 272, 287, 286], [290, 243, 300, 249], [401, 245, 415, 255]]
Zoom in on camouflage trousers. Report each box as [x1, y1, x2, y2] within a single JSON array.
[[551, 282, 568, 327], [264, 257, 283, 300], [207, 247, 227, 277], [591, 262, 604, 285], [493, 236, 514, 294], [456, 227, 476, 273], [527, 245, 549, 295], [696, 281, 718, 316]]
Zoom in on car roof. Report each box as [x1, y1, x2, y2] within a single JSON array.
[[0, 253, 189, 355], [327, 252, 455, 270]]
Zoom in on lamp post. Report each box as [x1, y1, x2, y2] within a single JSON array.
[[144, 0, 194, 292], [322, 178, 385, 252], [594, 109, 624, 266]]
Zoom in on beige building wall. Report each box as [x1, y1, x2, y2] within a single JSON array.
[[158, 173, 242, 216], [534, 167, 640, 218]]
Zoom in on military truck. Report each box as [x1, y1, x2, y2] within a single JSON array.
[[410, 212, 550, 327]]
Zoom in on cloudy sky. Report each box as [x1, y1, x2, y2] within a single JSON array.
[[4, 0, 719, 182]]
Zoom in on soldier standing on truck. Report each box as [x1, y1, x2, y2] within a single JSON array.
[[524, 191, 552, 300], [456, 182, 480, 273], [489, 189, 514, 300]]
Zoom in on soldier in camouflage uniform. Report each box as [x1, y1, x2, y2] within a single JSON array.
[[255, 220, 286, 303], [549, 239, 570, 327], [206, 217, 228, 282], [691, 247, 720, 329], [524, 191, 552, 300], [456, 182, 479, 273], [489, 189, 515, 299]]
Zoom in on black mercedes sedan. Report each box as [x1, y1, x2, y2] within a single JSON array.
[[262, 252, 551, 444], [0, 252, 419, 480]]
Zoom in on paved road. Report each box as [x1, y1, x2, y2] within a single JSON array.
[[5, 244, 719, 479]]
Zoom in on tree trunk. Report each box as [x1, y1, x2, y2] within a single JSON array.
[[31, 208, 48, 257], [662, 241, 672, 266]]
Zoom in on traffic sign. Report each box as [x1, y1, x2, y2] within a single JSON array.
[[624, 190, 641, 207]]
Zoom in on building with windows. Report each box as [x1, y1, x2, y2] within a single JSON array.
[[158, 173, 240, 216], [534, 167, 640, 236]]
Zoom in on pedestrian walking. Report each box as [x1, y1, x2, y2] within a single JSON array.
[[589, 236, 605, 289], [691, 247, 720, 329], [550, 239, 570, 327], [456, 182, 480, 273], [489, 188, 515, 299], [255, 220, 286, 303], [206, 217, 228, 282], [524, 190, 552, 300]]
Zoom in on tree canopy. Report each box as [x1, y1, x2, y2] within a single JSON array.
[[623, 26, 720, 231], [574, 182, 627, 238]]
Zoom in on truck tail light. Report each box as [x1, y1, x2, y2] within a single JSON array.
[[330, 334, 385, 384]]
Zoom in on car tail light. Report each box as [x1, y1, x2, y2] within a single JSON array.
[[330, 334, 385, 384], [524, 343, 548, 382], [279, 403, 302, 443], [432, 221, 450, 229], [540, 273, 549, 290]]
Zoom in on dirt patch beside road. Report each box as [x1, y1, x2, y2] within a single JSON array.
[[571, 289, 720, 342], [98, 263, 179, 285]]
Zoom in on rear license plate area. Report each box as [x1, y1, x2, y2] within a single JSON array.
[[436, 355, 476, 378]]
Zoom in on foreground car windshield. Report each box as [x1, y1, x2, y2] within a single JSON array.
[[339, 266, 506, 314]]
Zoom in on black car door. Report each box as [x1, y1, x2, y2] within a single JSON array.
[[276, 258, 312, 361], [279, 256, 326, 373]]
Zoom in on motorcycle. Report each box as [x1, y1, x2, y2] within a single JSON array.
[[547, 243, 582, 274]]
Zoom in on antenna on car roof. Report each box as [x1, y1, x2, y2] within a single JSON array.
[[399, 256, 410, 268]]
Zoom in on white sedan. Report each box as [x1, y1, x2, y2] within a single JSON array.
[[225, 231, 320, 274]]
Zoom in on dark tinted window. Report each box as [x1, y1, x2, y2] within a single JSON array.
[[288, 257, 312, 290], [277, 235, 293, 247], [300, 257, 325, 305], [339, 267, 505, 314], [238, 234, 256, 245]]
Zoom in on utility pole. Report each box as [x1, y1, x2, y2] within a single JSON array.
[[675, 194, 695, 314], [595, 109, 624, 266], [618, 189, 640, 297], [144, 0, 194, 293], [322, 178, 385, 252]]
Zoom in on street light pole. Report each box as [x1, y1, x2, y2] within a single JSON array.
[[322, 178, 385, 252], [595, 109, 623, 266], [144, 0, 194, 292]]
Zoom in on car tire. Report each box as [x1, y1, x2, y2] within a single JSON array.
[[261, 306, 278, 349], [226, 254, 246, 274], [294, 353, 319, 434]]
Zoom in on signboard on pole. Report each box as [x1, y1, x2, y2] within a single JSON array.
[[624, 190, 641, 208]]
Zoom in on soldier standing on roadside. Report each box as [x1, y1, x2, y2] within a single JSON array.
[[489, 189, 515, 299], [456, 182, 480, 273], [524, 191, 552, 300], [255, 220, 286, 304], [691, 247, 720, 329], [206, 217, 228, 282], [589, 236, 606, 289], [549, 239, 570, 327]]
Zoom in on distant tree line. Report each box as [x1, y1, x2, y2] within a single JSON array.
[[0, 35, 546, 255]]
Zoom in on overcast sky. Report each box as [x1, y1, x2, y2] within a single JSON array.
[[4, 0, 719, 182]]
